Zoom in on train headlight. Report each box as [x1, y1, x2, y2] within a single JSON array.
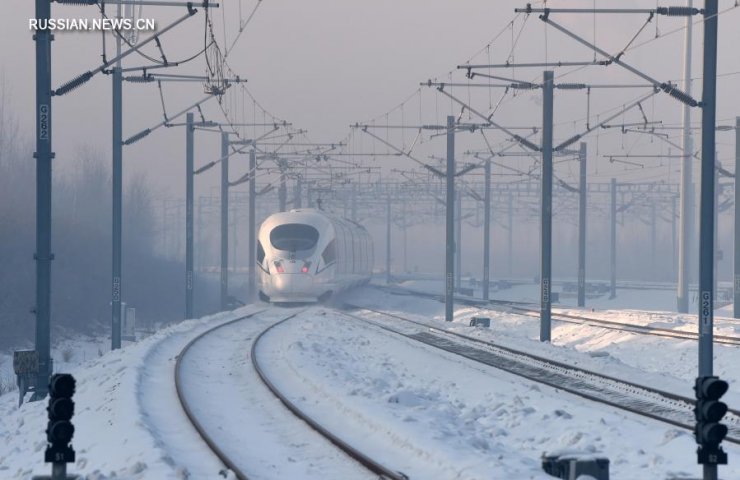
[[274, 261, 285, 274], [301, 261, 312, 274]]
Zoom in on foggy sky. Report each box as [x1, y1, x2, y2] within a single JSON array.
[[2, 1, 740, 285]]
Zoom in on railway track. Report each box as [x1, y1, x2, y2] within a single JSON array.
[[175, 309, 407, 480], [377, 285, 740, 346], [340, 303, 740, 445], [174, 311, 263, 480]]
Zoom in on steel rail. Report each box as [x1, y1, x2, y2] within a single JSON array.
[[380, 285, 740, 346], [251, 314, 409, 480], [339, 304, 740, 445], [174, 310, 266, 480]]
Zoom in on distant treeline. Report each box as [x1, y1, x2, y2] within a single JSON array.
[[0, 89, 193, 350]]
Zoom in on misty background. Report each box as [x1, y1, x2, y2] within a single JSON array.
[[2, 1, 740, 349]]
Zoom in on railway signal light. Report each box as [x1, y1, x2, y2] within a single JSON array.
[[45, 374, 76, 464], [694, 376, 729, 465]]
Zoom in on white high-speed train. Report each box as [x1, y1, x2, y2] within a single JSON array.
[[257, 209, 374, 303]]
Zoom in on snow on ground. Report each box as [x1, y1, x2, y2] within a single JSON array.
[[0, 306, 259, 479], [258, 308, 733, 479], [3, 278, 740, 479], [373, 280, 740, 406], [176, 307, 374, 480]]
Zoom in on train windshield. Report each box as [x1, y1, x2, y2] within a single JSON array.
[[270, 223, 320, 251]]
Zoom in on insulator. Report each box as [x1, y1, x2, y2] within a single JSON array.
[[194, 162, 216, 175], [125, 75, 154, 83], [123, 128, 151, 146], [55, 0, 97, 5], [556, 83, 587, 90], [511, 82, 538, 90], [555, 135, 582, 151], [515, 135, 540, 152], [661, 83, 699, 107], [657, 6, 700, 16], [54, 71, 93, 96]]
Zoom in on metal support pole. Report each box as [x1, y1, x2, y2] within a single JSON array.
[[185, 113, 194, 319], [51, 462, 67, 480], [698, 0, 718, 378], [351, 184, 358, 222], [508, 192, 513, 276], [220, 132, 229, 310], [678, 0, 695, 313], [111, 4, 123, 349], [295, 178, 302, 209], [278, 171, 287, 212], [386, 196, 391, 283], [197, 198, 202, 272], [651, 203, 657, 273], [248, 149, 256, 301], [578, 142, 587, 307], [402, 202, 408, 273], [232, 205, 237, 272], [455, 190, 462, 288], [445, 115, 455, 322], [32, 0, 53, 398], [540, 71, 554, 342], [483, 158, 491, 300], [672, 195, 678, 280], [699, 2, 719, 478], [714, 161, 720, 298], [610, 178, 617, 300], [734, 117, 740, 318]]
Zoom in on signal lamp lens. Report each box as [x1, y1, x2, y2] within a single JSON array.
[[47, 421, 75, 443], [48, 398, 75, 421]]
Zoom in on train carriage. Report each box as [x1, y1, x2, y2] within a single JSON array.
[[257, 209, 373, 303]]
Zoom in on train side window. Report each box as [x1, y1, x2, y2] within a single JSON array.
[[348, 226, 356, 273], [257, 240, 265, 264], [322, 240, 336, 265], [339, 224, 349, 273]]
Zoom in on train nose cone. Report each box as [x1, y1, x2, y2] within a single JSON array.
[[270, 273, 313, 297], [271, 275, 290, 292], [288, 274, 314, 292]]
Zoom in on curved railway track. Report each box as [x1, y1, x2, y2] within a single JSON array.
[[174, 312, 262, 480], [340, 303, 740, 445], [251, 314, 409, 480], [174, 309, 407, 480], [378, 285, 740, 346]]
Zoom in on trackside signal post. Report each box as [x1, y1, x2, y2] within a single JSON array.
[[33, 374, 77, 480]]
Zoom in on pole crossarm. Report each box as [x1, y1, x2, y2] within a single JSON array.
[[124, 73, 246, 84], [626, 127, 735, 178], [426, 82, 541, 152], [536, 15, 699, 107], [514, 4, 701, 15], [439, 79, 656, 90], [195, 126, 283, 175], [359, 127, 446, 177], [53, 9, 198, 96], [124, 93, 217, 144], [55, 0, 219, 6], [459, 61, 608, 69], [554, 90, 660, 151]]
